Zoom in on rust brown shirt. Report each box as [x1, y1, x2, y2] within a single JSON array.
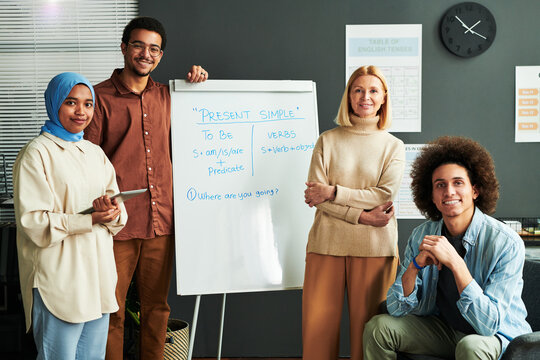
[[84, 69, 173, 240]]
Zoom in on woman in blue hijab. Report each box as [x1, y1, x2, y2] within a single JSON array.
[[41, 72, 96, 142], [13, 72, 128, 359]]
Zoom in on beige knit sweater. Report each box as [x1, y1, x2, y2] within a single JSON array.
[[306, 115, 405, 257]]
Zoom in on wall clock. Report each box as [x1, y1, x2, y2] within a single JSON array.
[[440, 2, 496, 58]]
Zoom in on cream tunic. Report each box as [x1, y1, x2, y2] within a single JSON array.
[[307, 116, 405, 257], [13, 132, 127, 331]]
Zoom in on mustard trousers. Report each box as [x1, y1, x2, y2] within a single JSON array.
[[302, 253, 398, 360]]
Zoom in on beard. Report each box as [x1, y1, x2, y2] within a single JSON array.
[[128, 56, 155, 77], [133, 67, 152, 77]]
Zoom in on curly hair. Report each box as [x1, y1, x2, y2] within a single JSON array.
[[122, 17, 167, 51], [335, 65, 391, 129], [411, 136, 499, 221]]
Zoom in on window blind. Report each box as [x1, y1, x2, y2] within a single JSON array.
[[0, 0, 138, 222]]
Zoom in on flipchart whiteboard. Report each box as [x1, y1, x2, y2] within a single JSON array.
[[170, 79, 319, 295]]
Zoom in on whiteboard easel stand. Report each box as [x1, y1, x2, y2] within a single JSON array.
[[171, 79, 319, 359], [187, 293, 227, 360]]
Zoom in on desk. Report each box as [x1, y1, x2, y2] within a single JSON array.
[[525, 247, 540, 263]]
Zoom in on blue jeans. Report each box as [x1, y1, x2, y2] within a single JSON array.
[[32, 288, 110, 360]]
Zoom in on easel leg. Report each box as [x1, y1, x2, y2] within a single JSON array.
[[188, 295, 201, 360], [217, 293, 226, 360]]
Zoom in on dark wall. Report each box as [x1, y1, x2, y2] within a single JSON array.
[[138, 0, 540, 356]]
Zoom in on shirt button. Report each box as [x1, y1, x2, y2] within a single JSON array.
[[145, 131, 149, 135], [144, 114, 147, 117], [148, 167, 152, 171], [152, 201, 156, 205], [150, 185, 154, 189], [147, 149, 150, 153]]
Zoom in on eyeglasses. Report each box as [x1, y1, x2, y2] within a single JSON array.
[[127, 41, 162, 57]]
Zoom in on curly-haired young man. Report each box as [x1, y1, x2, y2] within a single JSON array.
[[363, 136, 531, 359]]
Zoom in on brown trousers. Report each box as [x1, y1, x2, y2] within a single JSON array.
[[105, 235, 174, 360], [302, 253, 398, 360]]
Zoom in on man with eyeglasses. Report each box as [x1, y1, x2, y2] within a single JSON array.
[[84, 16, 208, 360]]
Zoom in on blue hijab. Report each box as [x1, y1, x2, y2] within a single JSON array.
[[41, 72, 95, 142]]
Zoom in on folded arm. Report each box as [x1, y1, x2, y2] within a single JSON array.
[[305, 139, 401, 226]]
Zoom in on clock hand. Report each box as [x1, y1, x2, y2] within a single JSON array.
[[469, 30, 487, 40], [457, 18, 487, 39], [465, 20, 481, 33], [454, 16, 472, 31]]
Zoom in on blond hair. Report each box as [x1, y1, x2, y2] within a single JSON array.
[[335, 65, 391, 129]]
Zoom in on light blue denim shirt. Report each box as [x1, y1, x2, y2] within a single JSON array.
[[387, 208, 532, 353]]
